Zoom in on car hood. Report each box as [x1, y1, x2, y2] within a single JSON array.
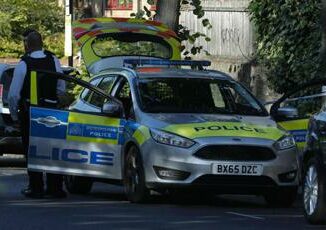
[[72, 17, 181, 75], [141, 113, 285, 141]]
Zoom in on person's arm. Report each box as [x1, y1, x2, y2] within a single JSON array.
[[53, 55, 66, 95], [8, 61, 27, 122]]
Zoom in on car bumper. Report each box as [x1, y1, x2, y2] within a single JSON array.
[[141, 137, 299, 192]]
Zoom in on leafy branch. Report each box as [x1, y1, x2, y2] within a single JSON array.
[[131, 0, 212, 58]]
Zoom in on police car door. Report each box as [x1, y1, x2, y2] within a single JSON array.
[[28, 70, 124, 180], [271, 79, 326, 150]]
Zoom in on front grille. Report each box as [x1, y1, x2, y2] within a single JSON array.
[[194, 145, 276, 161]]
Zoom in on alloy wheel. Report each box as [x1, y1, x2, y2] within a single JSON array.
[[304, 165, 319, 215]]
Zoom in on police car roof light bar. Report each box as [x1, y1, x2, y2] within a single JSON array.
[[123, 59, 211, 69]]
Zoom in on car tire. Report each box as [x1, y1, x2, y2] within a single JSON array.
[[123, 145, 150, 203], [64, 175, 93, 194], [264, 187, 298, 207], [303, 158, 326, 224]]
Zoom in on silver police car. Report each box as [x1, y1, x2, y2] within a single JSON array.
[[26, 59, 299, 205]]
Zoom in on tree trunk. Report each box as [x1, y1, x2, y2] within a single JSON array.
[[155, 0, 181, 31]]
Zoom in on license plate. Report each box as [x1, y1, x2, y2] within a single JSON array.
[[212, 163, 263, 176]]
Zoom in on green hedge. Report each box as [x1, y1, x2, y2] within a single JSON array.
[[0, 0, 64, 58], [248, 0, 322, 94]]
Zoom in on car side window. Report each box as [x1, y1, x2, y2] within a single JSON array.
[[115, 79, 134, 119], [80, 78, 102, 103], [118, 81, 130, 99], [88, 75, 117, 108], [280, 84, 324, 120], [30, 71, 112, 111]]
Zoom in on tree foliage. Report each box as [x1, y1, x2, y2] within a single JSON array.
[[0, 0, 64, 58], [248, 0, 323, 93], [131, 0, 212, 58]]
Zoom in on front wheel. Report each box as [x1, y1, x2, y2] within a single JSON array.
[[303, 158, 326, 225], [64, 175, 93, 194], [123, 146, 150, 203], [264, 187, 297, 207]]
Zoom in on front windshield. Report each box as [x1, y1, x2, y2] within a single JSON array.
[[92, 33, 172, 59], [138, 78, 267, 116]]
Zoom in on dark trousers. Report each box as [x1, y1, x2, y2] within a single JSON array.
[[20, 102, 63, 193]]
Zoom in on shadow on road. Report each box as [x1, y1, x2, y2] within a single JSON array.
[[0, 155, 300, 211], [83, 184, 274, 210]]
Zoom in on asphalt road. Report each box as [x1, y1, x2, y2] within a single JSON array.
[[0, 155, 324, 230]]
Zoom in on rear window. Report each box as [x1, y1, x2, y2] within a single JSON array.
[[92, 33, 172, 59]]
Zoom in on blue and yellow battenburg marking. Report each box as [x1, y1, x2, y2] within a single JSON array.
[[277, 119, 309, 149], [123, 121, 150, 146], [30, 107, 150, 146], [31, 107, 121, 145], [67, 112, 121, 144]]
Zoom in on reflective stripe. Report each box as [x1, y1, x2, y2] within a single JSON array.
[[30, 71, 38, 105], [68, 112, 120, 126]]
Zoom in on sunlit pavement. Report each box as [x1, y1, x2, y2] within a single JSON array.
[[0, 155, 325, 230]]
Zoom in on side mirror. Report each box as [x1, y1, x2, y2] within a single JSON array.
[[102, 102, 123, 117], [275, 107, 298, 120]]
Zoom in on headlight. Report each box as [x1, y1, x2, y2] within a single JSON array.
[[150, 128, 195, 148], [275, 135, 296, 150]]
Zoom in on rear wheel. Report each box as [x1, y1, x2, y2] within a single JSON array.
[[123, 145, 149, 203], [64, 175, 93, 194], [264, 187, 297, 207], [303, 158, 326, 224]]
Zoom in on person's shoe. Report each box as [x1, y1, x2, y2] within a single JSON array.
[[21, 188, 44, 199], [44, 189, 67, 199]]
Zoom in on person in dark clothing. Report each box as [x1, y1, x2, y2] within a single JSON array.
[[8, 30, 66, 198]]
